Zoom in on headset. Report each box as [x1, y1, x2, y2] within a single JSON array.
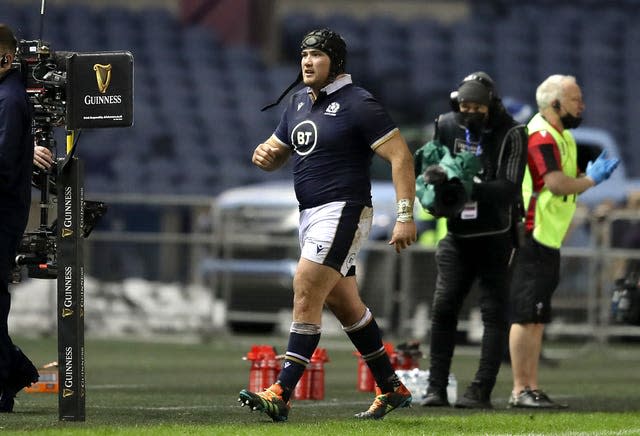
[[449, 72, 496, 112], [0, 54, 9, 68]]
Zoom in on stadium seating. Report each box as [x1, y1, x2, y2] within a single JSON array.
[[0, 0, 638, 199]]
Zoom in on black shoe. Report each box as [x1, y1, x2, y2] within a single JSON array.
[[0, 389, 15, 413], [0, 347, 40, 413], [9, 347, 39, 392], [422, 386, 450, 407], [454, 382, 493, 409], [508, 387, 568, 409]]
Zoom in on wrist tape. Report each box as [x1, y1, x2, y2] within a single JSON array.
[[396, 198, 413, 223]]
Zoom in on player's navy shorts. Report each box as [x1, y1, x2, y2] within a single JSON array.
[[298, 201, 372, 277], [509, 234, 560, 324]]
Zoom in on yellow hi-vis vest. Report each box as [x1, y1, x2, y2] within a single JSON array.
[[523, 113, 578, 249], [416, 204, 447, 246]]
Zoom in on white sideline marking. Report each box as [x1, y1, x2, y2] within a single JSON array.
[[494, 431, 640, 436], [91, 384, 149, 390], [91, 400, 371, 411], [93, 405, 213, 411]]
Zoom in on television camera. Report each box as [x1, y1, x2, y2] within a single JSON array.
[[10, 37, 133, 282]]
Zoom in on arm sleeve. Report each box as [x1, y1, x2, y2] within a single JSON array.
[[528, 131, 561, 176], [472, 125, 528, 204], [353, 95, 397, 149], [273, 106, 291, 149]]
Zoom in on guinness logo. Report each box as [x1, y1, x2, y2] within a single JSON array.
[[62, 308, 74, 318], [63, 389, 74, 398], [93, 63, 112, 94], [62, 228, 73, 238]]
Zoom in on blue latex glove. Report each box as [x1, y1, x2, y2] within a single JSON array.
[[586, 151, 620, 185]]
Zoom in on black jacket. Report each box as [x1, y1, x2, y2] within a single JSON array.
[[0, 69, 33, 234], [434, 104, 527, 238]]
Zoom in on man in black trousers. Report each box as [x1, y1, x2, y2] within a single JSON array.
[[0, 23, 39, 413]]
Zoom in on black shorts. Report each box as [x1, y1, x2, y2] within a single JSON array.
[[509, 235, 560, 324]]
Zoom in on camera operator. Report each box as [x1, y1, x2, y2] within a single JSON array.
[[0, 23, 39, 413], [422, 72, 528, 409]]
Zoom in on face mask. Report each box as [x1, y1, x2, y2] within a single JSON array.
[[560, 113, 582, 129], [455, 112, 487, 135]]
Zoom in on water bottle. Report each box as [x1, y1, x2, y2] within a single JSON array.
[[447, 373, 457, 405], [396, 369, 429, 403]]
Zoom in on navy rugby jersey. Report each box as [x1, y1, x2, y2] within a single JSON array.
[[0, 69, 33, 233], [273, 75, 398, 210]]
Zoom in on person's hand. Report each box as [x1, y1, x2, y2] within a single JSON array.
[[424, 164, 447, 186], [252, 142, 280, 171], [586, 150, 619, 185], [33, 145, 54, 170], [388, 221, 417, 253]]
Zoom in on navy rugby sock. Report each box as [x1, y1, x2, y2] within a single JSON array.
[[344, 308, 398, 393], [276, 322, 321, 402]]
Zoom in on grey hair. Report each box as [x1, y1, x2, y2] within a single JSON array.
[[536, 74, 577, 111]]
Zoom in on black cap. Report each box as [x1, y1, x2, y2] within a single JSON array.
[[457, 71, 495, 107], [261, 28, 347, 112], [301, 28, 347, 75]]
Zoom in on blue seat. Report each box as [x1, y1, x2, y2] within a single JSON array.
[[322, 13, 366, 59], [367, 15, 404, 43], [176, 153, 222, 195], [102, 7, 139, 44], [111, 155, 143, 192], [406, 16, 448, 41], [493, 17, 536, 101], [278, 12, 319, 63], [406, 21, 450, 100], [223, 45, 262, 70], [77, 130, 122, 165], [265, 65, 299, 94], [535, 35, 577, 81], [215, 158, 258, 190], [181, 26, 219, 55], [322, 13, 362, 40], [0, 7, 24, 32], [139, 7, 178, 40], [85, 174, 114, 194], [225, 65, 266, 91], [368, 45, 408, 82], [450, 20, 494, 80]]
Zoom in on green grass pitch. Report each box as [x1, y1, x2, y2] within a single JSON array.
[[2, 334, 640, 435]]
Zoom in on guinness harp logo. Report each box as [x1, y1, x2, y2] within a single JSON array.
[[93, 63, 112, 94], [63, 388, 74, 398], [62, 228, 73, 238], [62, 308, 74, 318]]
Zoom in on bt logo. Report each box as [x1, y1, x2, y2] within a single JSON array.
[[291, 120, 318, 156]]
